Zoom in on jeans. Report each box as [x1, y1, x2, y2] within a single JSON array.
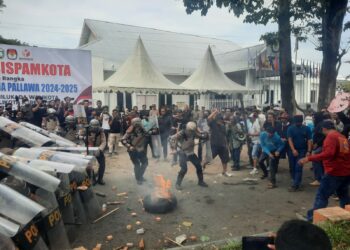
[[259, 152, 280, 184], [289, 149, 306, 188], [178, 152, 204, 182], [312, 147, 324, 182], [198, 138, 212, 163], [307, 175, 350, 221], [286, 149, 294, 178], [231, 147, 241, 169], [160, 133, 169, 159], [128, 150, 148, 181]]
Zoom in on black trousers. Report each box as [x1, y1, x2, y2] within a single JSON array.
[[160, 133, 169, 159], [259, 152, 280, 185], [96, 151, 106, 182], [178, 152, 203, 182], [128, 150, 148, 181]]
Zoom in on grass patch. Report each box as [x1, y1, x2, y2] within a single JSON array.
[[319, 221, 350, 250], [219, 221, 350, 250], [219, 240, 242, 250]]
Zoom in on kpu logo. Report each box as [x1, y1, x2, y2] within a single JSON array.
[[7, 49, 17, 60]]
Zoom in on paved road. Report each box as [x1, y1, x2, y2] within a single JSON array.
[[72, 146, 336, 249]]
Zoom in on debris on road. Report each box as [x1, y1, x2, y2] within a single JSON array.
[[182, 221, 192, 227], [175, 234, 187, 244], [166, 237, 184, 247], [117, 192, 128, 196], [92, 243, 102, 250], [135, 221, 142, 225], [106, 235, 113, 241], [73, 247, 87, 250], [107, 201, 125, 205], [136, 228, 145, 235], [126, 224, 133, 230], [131, 212, 137, 217], [200, 235, 210, 242], [126, 242, 134, 247], [189, 235, 197, 241], [102, 203, 107, 212], [139, 238, 145, 250], [93, 207, 120, 224], [95, 191, 107, 197], [155, 216, 161, 222]]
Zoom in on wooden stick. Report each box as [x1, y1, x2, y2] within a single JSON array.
[[92, 207, 120, 224], [106, 201, 125, 205], [165, 237, 184, 247]]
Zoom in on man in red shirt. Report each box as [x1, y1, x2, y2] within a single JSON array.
[[299, 120, 350, 221]]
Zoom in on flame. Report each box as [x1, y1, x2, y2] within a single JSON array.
[[153, 175, 172, 200]]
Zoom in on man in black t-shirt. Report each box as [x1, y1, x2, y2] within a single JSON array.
[[208, 109, 230, 176], [108, 109, 122, 155]]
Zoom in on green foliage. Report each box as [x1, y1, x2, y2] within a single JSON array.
[[220, 240, 242, 250], [319, 221, 350, 250], [260, 32, 278, 46], [0, 35, 27, 46]]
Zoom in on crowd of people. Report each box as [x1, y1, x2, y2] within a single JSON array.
[[1, 97, 350, 223]]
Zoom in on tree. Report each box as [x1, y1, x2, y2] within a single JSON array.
[[183, 0, 306, 114], [317, 0, 348, 110], [183, 0, 349, 113]]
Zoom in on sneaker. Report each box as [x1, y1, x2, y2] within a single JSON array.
[[267, 182, 277, 189], [222, 172, 232, 177], [288, 186, 303, 192], [137, 180, 143, 185], [260, 174, 268, 180], [250, 168, 259, 175], [198, 181, 209, 187], [309, 180, 320, 186]]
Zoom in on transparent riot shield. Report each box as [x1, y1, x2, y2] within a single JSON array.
[[0, 152, 60, 193], [19, 122, 77, 147], [40, 146, 100, 155], [13, 148, 95, 170], [0, 117, 54, 147], [149, 116, 162, 158], [25, 159, 75, 174], [0, 183, 45, 226], [0, 216, 20, 238]]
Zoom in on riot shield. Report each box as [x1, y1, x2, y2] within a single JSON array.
[[40, 146, 100, 155], [24, 159, 75, 174], [34, 188, 71, 250], [0, 216, 49, 250], [69, 171, 101, 221], [13, 148, 95, 170], [0, 152, 60, 193], [0, 117, 54, 147], [149, 116, 162, 158], [20, 122, 77, 147], [0, 183, 45, 225]]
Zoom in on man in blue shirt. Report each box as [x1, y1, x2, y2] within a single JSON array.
[[259, 126, 285, 188], [287, 115, 313, 192]]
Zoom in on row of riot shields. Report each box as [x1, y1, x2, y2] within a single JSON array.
[[0, 148, 102, 249]]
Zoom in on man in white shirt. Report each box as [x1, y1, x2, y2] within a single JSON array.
[[247, 113, 261, 175]]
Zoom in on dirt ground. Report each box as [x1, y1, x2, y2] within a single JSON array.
[[71, 145, 338, 250]]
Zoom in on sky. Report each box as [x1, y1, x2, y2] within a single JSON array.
[[1, 0, 350, 77]]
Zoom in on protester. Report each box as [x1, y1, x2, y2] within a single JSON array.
[[108, 109, 122, 155], [299, 120, 350, 221], [197, 110, 212, 167], [208, 109, 230, 176], [287, 115, 312, 192], [247, 113, 261, 175], [158, 107, 172, 161], [226, 116, 245, 171], [259, 126, 285, 188]]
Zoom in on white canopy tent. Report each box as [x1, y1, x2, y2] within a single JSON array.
[[94, 37, 190, 94], [181, 46, 255, 94]]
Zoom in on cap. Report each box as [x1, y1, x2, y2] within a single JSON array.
[[321, 120, 335, 130]]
